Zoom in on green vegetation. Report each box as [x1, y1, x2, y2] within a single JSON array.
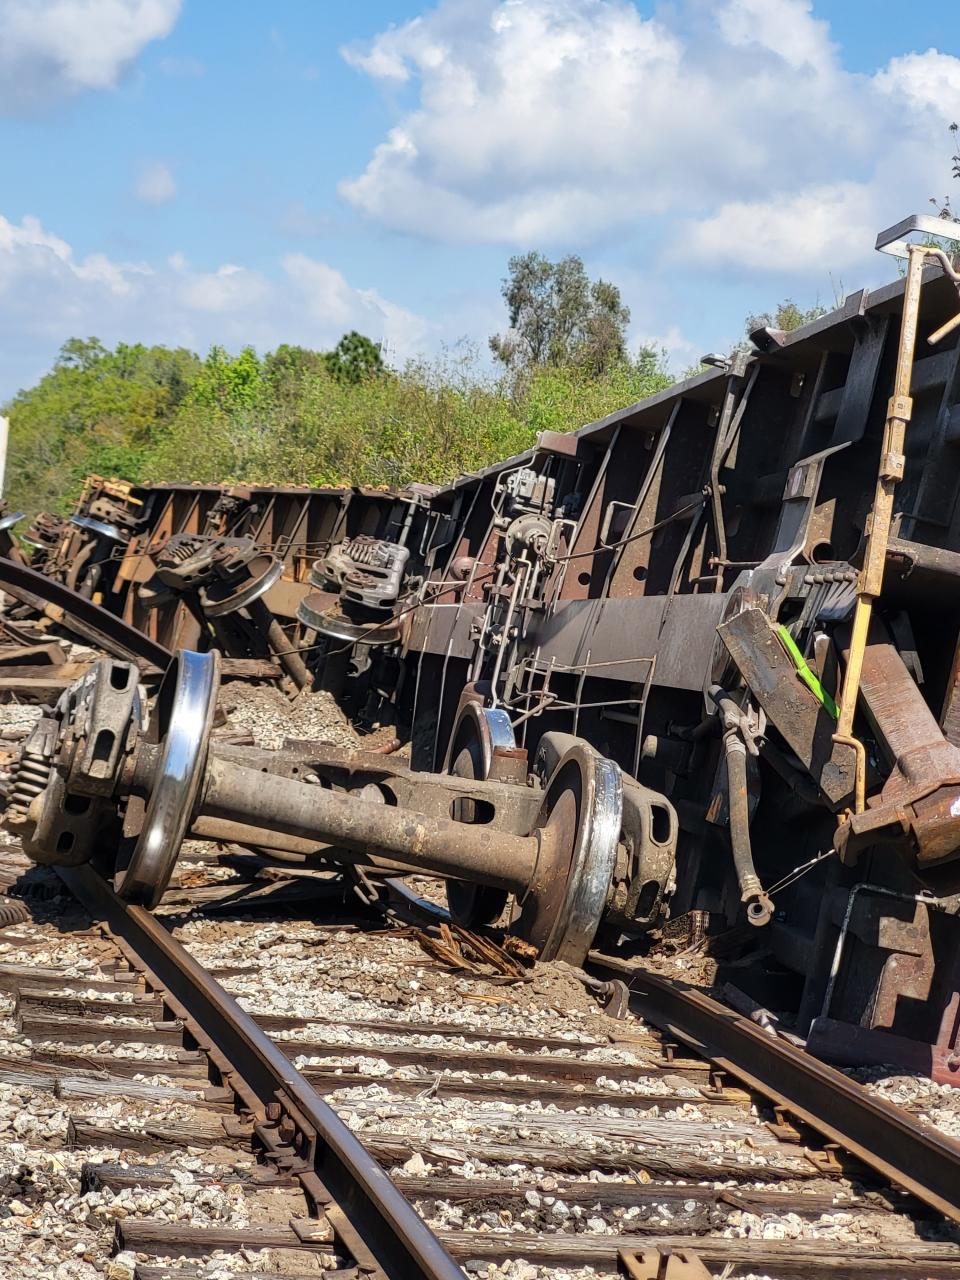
[[6, 338, 200, 518], [744, 298, 828, 337], [490, 252, 631, 375], [6, 247, 854, 519], [3, 253, 671, 517]]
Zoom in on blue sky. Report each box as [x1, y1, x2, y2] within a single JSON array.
[[1, 0, 959, 398]]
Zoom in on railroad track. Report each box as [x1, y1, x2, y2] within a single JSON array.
[[2, 845, 960, 1279]]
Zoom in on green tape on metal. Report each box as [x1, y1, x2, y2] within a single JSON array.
[[776, 624, 839, 720]]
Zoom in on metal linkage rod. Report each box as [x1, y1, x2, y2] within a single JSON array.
[[834, 243, 925, 812]]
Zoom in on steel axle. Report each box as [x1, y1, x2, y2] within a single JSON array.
[[198, 754, 542, 893], [4, 649, 638, 964]]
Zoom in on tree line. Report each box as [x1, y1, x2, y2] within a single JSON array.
[[2, 251, 822, 518]]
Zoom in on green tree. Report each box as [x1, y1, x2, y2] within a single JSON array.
[[746, 298, 827, 340], [6, 317, 673, 517], [186, 345, 263, 411], [56, 337, 109, 371], [490, 252, 630, 374], [323, 331, 385, 385], [147, 341, 671, 492], [262, 344, 325, 398], [4, 337, 200, 517]]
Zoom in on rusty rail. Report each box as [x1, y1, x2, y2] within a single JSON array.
[[589, 955, 960, 1223], [0, 555, 171, 671], [57, 863, 462, 1280]]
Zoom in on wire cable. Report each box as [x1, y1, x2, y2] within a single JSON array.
[[549, 495, 708, 564]]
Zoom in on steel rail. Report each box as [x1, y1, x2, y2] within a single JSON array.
[[0, 555, 171, 671], [58, 864, 462, 1280], [588, 954, 960, 1224]]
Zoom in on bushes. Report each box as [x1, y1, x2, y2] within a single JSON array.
[[5, 337, 673, 515], [5, 340, 199, 516]]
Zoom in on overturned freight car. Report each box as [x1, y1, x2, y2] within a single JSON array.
[[8, 217, 960, 1082]]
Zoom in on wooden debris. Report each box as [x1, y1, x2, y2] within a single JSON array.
[[411, 922, 529, 978]]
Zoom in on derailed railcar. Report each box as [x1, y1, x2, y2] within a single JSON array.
[[403, 259, 960, 1071], [12, 227, 960, 1080], [22, 477, 448, 709]]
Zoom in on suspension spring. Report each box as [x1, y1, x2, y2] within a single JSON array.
[[0, 898, 29, 927], [6, 749, 52, 823]]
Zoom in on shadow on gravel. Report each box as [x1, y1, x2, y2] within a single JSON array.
[[3, 862, 91, 937]]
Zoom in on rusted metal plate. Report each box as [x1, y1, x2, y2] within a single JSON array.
[[807, 1017, 960, 1088], [620, 1247, 712, 1279], [717, 606, 854, 805], [838, 635, 960, 880]]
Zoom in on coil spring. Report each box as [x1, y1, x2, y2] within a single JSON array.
[[0, 898, 29, 927], [6, 749, 51, 822], [158, 536, 203, 566], [169, 538, 201, 562]]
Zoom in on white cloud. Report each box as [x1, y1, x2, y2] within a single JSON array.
[[634, 324, 698, 368], [340, 1, 696, 240], [176, 262, 268, 314], [339, 0, 960, 273], [0, 0, 180, 111], [339, 0, 870, 243], [283, 255, 428, 354], [682, 182, 878, 274], [0, 213, 150, 302], [874, 49, 960, 116], [135, 160, 176, 205], [715, 0, 835, 73], [0, 212, 428, 396]]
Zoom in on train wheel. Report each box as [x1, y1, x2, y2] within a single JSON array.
[[511, 732, 623, 965], [114, 650, 220, 908], [444, 700, 515, 928]]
